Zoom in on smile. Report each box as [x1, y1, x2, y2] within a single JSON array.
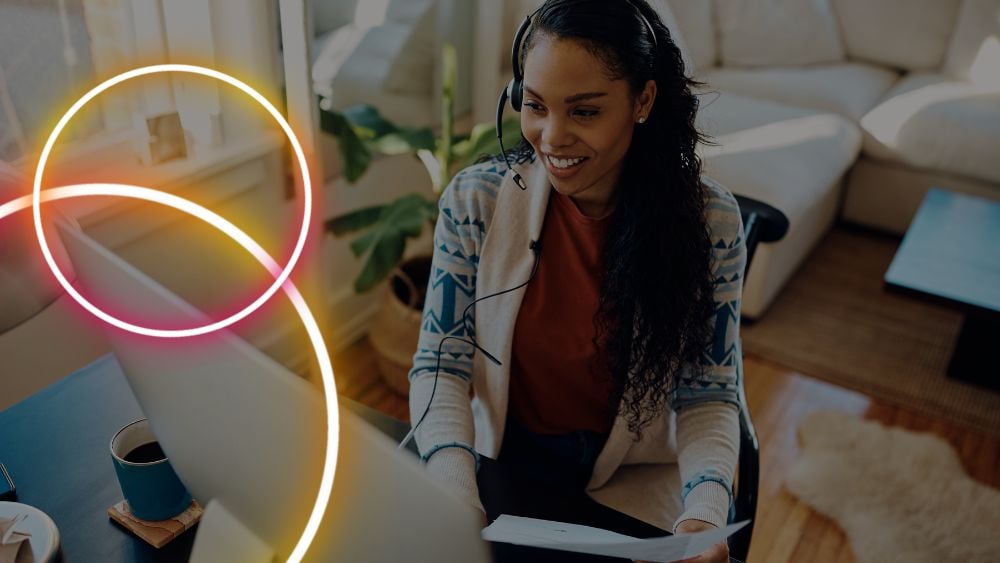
[[546, 155, 588, 169]]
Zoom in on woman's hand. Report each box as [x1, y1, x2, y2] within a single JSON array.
[[670, 519, 729, 562], [636, 519, 729, 563]]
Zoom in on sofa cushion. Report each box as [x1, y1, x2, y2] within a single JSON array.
[[714, 0, 844, 67], [945, 0, 1000, 86], [861, 73, 1000, 184], [648, 0, 695, 75], [695, 92, 861, 318], [701, 63, 899, 120], [832, 0, 962, 71], [667, 0, 716, 71], [696, 92, 862, 220]]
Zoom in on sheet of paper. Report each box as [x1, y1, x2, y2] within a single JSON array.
[[482, 515, 750, 562]]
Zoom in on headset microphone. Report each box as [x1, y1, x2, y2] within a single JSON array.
[[496, 82, 526, 190]]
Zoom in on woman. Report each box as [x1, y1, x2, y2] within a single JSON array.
[[408, 1, 744, 562]]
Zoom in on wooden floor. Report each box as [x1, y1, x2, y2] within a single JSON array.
[[331, 337, 1000, 563]]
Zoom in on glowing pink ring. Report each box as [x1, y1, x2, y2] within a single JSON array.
[[31, 64, 312, 338]]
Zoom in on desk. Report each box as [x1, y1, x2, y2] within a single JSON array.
[[0, 355, 194, 562], [1, 355, 740, 562]]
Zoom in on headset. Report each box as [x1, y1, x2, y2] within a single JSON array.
[[495, 0, 659, 190], [400, 0, 659, 451]]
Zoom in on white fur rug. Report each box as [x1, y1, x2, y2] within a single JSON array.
[[785, 411, 1000, 563]]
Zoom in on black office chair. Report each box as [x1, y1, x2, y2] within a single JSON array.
[[727, 194, 789, 562]]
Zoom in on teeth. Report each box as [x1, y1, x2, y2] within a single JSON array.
[[548, 155, 585, 169]]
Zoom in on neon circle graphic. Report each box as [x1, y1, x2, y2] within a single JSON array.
[[31, 64, 312, 339], [1, 184, 339, 563], [13, 62, 336, 563]]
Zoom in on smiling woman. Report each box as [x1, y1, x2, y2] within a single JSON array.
[[406, 1, 745, 563]]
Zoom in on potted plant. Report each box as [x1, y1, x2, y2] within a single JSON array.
[[323, 44, 521, 394]]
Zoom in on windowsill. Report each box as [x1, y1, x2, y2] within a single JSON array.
[[41, 130, 285, 224]]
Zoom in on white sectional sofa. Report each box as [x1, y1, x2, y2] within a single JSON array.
[[660, 0, 1000, 318], [312, 0, 1000, 319]]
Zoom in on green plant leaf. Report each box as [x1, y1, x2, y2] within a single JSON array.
[[453, 118, 522, 170], [437, 43, 457, 194], [383, 193, 431, 237], [343, 104, 436, 154], [370, 128, 436, 155], [342, 104, 397, 138], [354, 232, 406, 293], [347, 194, 436, 292], [349, 229, 380, 257], [325, 204, 386, 235], [318, 108, 373, 182], [423, 198, 439, 220]]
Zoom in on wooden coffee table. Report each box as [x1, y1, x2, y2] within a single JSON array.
[[885, 188, 1000, 389]]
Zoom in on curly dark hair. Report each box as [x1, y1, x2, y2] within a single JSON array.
[[503, 0, 717, 435]]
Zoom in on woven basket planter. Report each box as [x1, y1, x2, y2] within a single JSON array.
[[368, 256, 431, 396]]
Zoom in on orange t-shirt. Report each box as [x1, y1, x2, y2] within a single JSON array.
[[508, 191, 614, 435]]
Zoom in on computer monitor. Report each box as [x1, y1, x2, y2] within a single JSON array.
[[55, 220, 490, 562]]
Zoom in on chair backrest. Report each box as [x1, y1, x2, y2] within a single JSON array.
[[728, 193, 789, 562], [734, 194, 790, 278]]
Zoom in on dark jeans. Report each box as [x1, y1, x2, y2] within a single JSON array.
[[495, 417, 745, 563], [497, 416, 608, 492]]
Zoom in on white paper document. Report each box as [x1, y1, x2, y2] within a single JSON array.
[[482, 515, 749, 562]]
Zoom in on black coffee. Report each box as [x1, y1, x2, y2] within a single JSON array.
[[124, 441, 166, 464]]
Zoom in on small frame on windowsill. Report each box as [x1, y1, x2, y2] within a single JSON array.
[[132, 111, 187, 166]]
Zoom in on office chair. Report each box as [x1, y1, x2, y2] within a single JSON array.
[[728, 194, 790, 562]]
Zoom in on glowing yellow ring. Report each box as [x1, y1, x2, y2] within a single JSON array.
[[2, 184, 337, 563], [31, 64, 312, 338]]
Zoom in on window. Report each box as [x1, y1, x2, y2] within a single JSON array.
[[0, 0, 102, 163], [0, 0, 276, 167]]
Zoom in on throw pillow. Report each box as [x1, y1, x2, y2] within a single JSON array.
[[715, 0, 845, 67], [944, 0, 1000, 86], [648, 0, 695, 75], [832, 0, 963, 71], [667, 0, 716, 71], [501, 0, 696, 77]]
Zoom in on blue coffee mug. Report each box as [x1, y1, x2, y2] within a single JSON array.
[[110, 419, 192, 521]]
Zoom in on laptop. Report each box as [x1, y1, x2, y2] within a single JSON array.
[[55, 220, 490, 562]]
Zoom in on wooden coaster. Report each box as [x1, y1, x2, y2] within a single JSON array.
[[107, 500, 202, 548]]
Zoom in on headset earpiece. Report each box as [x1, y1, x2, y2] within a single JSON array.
[[508, 77, 523, 113], [508, 14, 532, 113]]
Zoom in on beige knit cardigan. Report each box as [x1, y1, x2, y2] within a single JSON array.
[[408, 158, 745, 533]]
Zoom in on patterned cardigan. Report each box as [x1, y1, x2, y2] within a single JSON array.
[[407, 157, 746, 532]]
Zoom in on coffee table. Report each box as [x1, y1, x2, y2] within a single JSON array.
[[885, 188, 1000, 389]]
